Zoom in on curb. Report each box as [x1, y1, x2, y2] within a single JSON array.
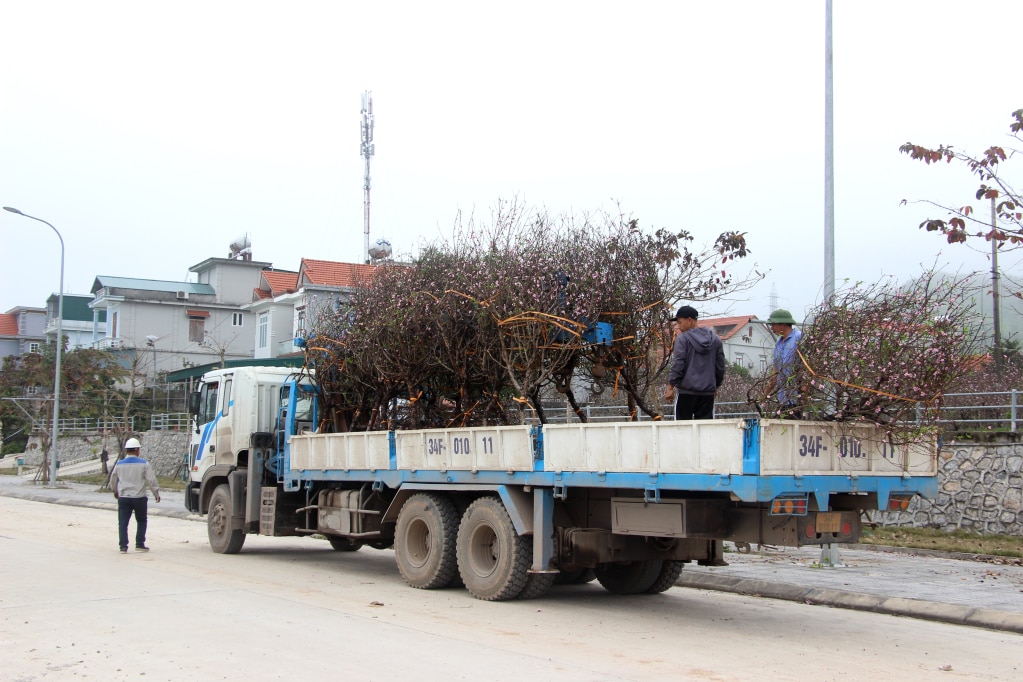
[[676, 572, 1023, 635]]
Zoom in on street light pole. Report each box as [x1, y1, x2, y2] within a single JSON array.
[[4, 206, 64, 487]]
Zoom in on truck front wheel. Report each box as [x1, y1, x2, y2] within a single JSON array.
[[456, 497, 529, 601], [394, 493, 459, 589], [208, 484, 245, 554]]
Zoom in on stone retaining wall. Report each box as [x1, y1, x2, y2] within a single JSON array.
[[874, 442, 1023, 536], [18, 431, 191, 479]]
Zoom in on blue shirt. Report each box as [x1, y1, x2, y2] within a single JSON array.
[[773, 327, 802, 406]]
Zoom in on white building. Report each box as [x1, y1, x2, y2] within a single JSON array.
[[698, 315, 776, 375], [89, 257, 271, 377]]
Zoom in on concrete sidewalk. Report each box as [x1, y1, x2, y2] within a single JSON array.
[[2, 472, 1022, 634], [680, 543, 1023, 634]]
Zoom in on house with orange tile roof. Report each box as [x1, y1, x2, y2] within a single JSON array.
[[245, 259, 377, 359], [0, 306, 46, 362], [697, 314, 776, 375]]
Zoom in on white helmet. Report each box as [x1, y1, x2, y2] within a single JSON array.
[[125, 437, 142, 450]]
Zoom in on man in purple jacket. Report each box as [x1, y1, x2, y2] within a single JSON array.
[[664, 306, 726, 420]]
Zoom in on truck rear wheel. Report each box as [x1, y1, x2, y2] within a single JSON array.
[[594, 560, 662, 594], [457, 497, 529, 601], [394, 493, 459, 589], [645, 560, 684, 593], [208, 484, 245, 554]]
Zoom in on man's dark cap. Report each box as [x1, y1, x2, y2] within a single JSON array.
[[674, 305, 698, 320]]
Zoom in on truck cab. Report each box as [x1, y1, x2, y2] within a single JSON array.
[[184, 366, 315, 515]]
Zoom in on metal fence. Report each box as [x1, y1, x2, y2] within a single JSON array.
[[55, 417, 135, 433], [149, 413, 193, 431], [49, 390, 1021, 435], [533, 389, 1021, 434]]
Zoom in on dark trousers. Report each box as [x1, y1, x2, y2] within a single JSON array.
[[674, 393, 715, 420], [118, 496, 148, 550]]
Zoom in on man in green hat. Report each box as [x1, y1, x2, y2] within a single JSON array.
[[767, 309, 802, 415]]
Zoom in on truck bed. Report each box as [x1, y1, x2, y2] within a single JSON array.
[[286, 419, 938, 504]]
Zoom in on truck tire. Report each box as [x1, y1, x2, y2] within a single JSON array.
[[328, 537, 363, 552], [518, 573, 556, 600], [554, 568, 597, 585], [645, 560, 684, 593], [394, 493, 459, 589], [594, 560, 662, 594], [208, 484, 245, 554], [457, 497, 529, 601]]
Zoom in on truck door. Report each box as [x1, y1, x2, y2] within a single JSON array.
[[215, 377, 235, 465], [191, 378, 221, 474]]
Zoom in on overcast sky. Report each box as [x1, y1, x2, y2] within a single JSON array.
[[2, 0, 1021, 323]]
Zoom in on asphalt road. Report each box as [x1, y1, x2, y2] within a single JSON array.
[[2, 495, 1021, 682]]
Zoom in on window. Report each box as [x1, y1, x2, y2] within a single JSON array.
[[232, 313, 244, 327], [197, 381, 220, 424], [222, 379, 233, 417], [189, 318, 205, 343], [735, 352, 744, 367], [296, 307, 306, 337], [760, 355, 768, 374], [258, 312, 268, 349], [111, 311, 118, 338], [28, 342, 40, 353], [186, 309, 210, 343]]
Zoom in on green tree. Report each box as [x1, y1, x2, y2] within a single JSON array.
[[0, 342, 125, 457]]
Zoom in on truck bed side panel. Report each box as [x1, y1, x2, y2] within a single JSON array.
[[757, 420, 937, 476], [542, 421, 746, 474]]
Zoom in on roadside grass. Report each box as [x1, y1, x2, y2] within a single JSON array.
[[860, 526, 1023, 558]]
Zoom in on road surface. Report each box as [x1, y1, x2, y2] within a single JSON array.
[[1, 496, 1019, 681]]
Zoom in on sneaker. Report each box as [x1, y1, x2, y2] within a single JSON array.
[[119, 548, 128, 554], [135, 546, 150, 552]]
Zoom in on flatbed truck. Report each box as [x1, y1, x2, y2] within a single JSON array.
[[185, 366, 938, 600]]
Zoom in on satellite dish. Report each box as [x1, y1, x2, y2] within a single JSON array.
[[368, 239, 392, 260]]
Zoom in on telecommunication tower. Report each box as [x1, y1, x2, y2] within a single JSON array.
[[361, 91, 375, 264]]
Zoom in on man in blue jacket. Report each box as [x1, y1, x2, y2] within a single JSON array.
[[664, 306, 726, 420], [110, 437, 161, 553]]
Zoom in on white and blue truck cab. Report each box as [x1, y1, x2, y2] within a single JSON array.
[[185, 366, 316, 519]]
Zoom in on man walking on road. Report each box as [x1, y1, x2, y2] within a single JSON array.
[[664, 306, 726, 420], [110, 438, 160, 553]]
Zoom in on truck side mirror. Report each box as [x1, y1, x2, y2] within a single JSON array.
[[188, 391, 201, 416]]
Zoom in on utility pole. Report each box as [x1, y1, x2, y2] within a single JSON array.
[[823, 0, 835, 301], [991, 196, 1003, 376]]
